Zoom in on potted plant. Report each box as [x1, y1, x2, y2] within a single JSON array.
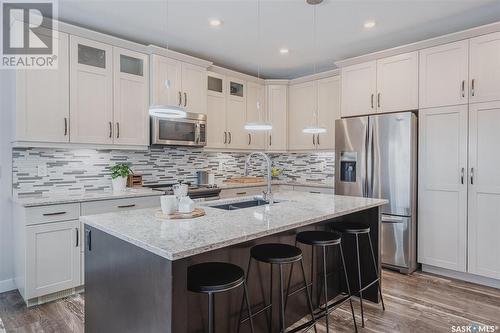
[[110, 164, 131, 193]]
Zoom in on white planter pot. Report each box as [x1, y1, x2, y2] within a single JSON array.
[[112, 176, 127, 193]]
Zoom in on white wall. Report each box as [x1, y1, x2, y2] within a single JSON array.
[[0, 70, 15, 292]]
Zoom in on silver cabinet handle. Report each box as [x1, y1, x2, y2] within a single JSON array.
[[75, 228, 79, 247], [236, 191, 247, 195], [461, 80, 465, 98], [248, 133, 251, 145], [117, 204, 136, 208], [64, 118, 68, 136], [184, 92, 187, 107], [317, 134, 320, 145], [313, 134, 315, 145], [109, 122, 113, 138], [461, 167, 464, 184], [371, 94, 374, 109], [269, 134, 272, 146], [223, 131, 227, 144], [116, 122, 120, 139], [309, 191, 321, 194], [470, 167, 474, 185], [228, 132, 232, 144], [377, 93, 381, 108], [42, 211, 66, 216], [471, 79, 475, 97], [178, 91, 182, 106]]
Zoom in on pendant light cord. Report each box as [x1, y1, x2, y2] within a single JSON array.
[[257, 0, 261, 80], [166, 0, 169, 51]]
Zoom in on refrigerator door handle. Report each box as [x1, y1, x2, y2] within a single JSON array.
[[366, 117, 375, 198], [381, 215, 405, 223]]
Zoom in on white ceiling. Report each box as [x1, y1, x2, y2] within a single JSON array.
[[58, 0, 500, 79]]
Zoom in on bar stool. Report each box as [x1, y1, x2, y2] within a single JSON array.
[[290, 231, 358, 333], [188, 262, 255, 333], [333, 223, 385, 327], [238, 243, 317, 333]]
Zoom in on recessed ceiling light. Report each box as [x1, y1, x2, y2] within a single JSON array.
[[279, 48, 289, 55], [364, 20, 376, 29], [209, 18, 222, 27]]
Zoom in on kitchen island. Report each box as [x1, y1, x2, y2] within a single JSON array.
[[81, 191, 387, 333]]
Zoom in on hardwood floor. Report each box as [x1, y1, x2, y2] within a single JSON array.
[[0, 270, 499, 332]]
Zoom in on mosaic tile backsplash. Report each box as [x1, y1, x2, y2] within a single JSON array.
[[12, 147, 334, 197]]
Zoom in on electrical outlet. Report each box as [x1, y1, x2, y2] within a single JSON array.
[[37, 163, 47, 177]]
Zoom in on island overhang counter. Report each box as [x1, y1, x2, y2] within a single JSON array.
[[81, 191, 388, 333]]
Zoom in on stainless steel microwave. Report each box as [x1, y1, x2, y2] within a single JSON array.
[[150, 112, 206, 147]]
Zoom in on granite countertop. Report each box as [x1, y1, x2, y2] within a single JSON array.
[[81, 191, 388, 261], [13, 188, 163, 207]]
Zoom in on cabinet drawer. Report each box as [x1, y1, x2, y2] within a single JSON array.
[[220, 186, 266, 199], [293, 186, 334, 194], [25, 203, 80, 226], [81, 196, 160, 216]]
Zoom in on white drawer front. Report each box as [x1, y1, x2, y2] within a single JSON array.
[[25, 203, 80, 226], [81, 196, 160, 216], [220, 186, 266, 199], [293, 186, 334, 194]]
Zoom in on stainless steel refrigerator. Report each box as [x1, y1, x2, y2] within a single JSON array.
[[335, 112, 418, 274]]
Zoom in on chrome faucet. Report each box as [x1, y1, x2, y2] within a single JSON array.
[[244, 152, 273, 204]]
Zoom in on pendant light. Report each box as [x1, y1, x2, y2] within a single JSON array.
[[148, 0, 187, 119], [244, 0, 272, 131], [302, 0, 326, 134]]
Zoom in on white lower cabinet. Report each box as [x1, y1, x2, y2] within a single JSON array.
[[419, 102, 500, 280], [418, 105, 468, 272], [14, 195, 161, 305], [467, 101, 500, 280], [26, 220, 81, 299]]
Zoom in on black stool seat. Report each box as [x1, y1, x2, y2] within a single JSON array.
[[296, 230, 342, 246], [334, 223, 370, 234], [251, 243, 302, 264], [187, 262, 245, 293]]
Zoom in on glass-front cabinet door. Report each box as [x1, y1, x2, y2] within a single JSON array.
[[113, 47, 149, 146], [70, 36, 114, 144]]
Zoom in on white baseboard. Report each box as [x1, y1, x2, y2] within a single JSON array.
[[0, 278, 16, 293], [422, 264, 500, 289]]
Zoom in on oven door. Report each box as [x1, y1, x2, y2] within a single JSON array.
[[152, 117, 201, 146]]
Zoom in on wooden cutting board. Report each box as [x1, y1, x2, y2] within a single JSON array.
[[224, 176, 265, 184], [155, 208, 206, 220]]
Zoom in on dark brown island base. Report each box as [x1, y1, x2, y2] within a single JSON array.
[[81, 192, 387, 333]]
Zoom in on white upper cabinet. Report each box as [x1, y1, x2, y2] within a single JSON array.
[[288, 81, 316, 150], [113, 47, 149, 145], [245, 82, 266, 149], [376, 52, 418, 113], [316, 76, 341, 150], [265, 84, 288, 152], [418, 105, 468, 272], [181, 63, 207, 114], [206, 72, 227, 149], [70, 36, 114, 144], [467, 101, 500, 280], [150, 55, 207, 113], [419, 40, 469, 108], [15, 30, 69, 143], [469, 32, 500, 104], [341, 61, 377, 117], [226, 77, 247, 149], [150, 55, 182, 107]]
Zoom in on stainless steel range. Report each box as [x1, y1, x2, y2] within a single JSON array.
[[144, 182, 221, 200]]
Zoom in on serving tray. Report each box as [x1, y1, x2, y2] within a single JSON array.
[[155, 208, 206, 220]]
